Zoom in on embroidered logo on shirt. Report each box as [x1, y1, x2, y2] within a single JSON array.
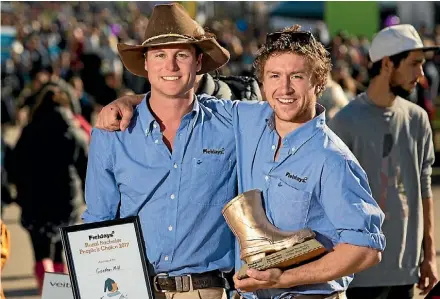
[[285, 172, 308, 183], [203, 148, 225, 155]]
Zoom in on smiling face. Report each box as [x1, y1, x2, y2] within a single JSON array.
[[253, 26, 331, 133], [145, 44, 202, 99], [262, 52, 317, 128]]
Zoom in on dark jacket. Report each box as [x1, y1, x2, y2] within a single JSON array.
[[198, 73, 263, 101], [11, 89, 88, 229]]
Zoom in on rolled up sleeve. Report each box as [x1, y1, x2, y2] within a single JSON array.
[[421, 114, 435, 200], [82, 128, 120, 223], [320, 157, 386, 251]]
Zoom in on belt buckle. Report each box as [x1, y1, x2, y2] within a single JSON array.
[[153, 273, 169, 293], [219, 271, 231, 290]]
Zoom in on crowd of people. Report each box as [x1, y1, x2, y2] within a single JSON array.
[[1, 2, 439, 128], [1, 2, 440, 299]]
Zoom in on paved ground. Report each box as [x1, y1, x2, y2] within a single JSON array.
[[3, 204, 39, 299]]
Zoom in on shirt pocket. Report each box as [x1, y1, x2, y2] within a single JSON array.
[[267, 178, 311, 231], [190, 155, 232, 206]]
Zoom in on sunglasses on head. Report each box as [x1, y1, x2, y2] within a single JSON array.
[[265, 31, 315, 45]]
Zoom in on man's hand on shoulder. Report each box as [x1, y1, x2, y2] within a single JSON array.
[[95, 94, 144, 131]]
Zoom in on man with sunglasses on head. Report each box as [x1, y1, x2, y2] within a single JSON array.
[[329, 25, 439, 299], [228, 26, 384, 299], [96, 22, 385, 299]]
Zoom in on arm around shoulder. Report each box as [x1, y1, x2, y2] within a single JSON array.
[[96, 94, 144, 131]]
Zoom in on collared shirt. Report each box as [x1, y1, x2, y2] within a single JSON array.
[[83, 93, 237, 276], [230, 102, 386, 298]]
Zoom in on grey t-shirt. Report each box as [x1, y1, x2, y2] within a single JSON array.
[[328, 92, 435, 287]]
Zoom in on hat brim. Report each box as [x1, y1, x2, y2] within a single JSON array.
[[117, 37, 230, 78], [420, 45, 440, 53], [371, 45, 440, 63]]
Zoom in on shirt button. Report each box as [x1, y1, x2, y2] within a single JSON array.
[[154, 139, 159, 144], [173, 163, 178, 169], [265, 175, 269, 181], [168, 225, 173, 231], [164, 256, 169, 261], [153, 123, 157, 128], [170, 194, 175, 199], [271, 145, 276, 150], [291, 146, 296, 152]]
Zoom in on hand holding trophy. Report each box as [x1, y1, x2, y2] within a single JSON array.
[[222, 189, 327, 279]]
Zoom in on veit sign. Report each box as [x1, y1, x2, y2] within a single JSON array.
[[42, 272, 74, 299]]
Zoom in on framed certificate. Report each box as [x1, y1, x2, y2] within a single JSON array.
[[60, 216, 154, 299]]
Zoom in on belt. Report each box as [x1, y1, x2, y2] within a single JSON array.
[[153, 270, 232, 293], [294, 291, 346, 299]]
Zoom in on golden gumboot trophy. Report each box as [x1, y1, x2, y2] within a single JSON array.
[[222, 189, 327, 279]]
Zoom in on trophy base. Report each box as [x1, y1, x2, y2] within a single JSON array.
[[237, 239, 327, 279]]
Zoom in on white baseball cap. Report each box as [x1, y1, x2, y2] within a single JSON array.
[[369, 24, 439, 63]]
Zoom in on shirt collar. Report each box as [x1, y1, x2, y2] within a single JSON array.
[[266, 103, 326, 154], [138, 92, 200, 134]]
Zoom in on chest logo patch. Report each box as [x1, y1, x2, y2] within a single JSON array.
[[203, 148, 225, 155], [286, 172, 308, 183]]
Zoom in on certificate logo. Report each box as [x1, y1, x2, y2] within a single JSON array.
[[102, 278, 127, 298]]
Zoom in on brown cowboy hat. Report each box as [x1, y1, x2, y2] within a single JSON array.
[[117, 3, 230, 77]]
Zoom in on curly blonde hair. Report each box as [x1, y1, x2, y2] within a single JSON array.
[[254, 25, 332, 97]]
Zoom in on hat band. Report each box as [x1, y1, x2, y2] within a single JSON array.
[[142, 34, 196, 45]]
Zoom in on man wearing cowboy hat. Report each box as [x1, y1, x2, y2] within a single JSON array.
[[83, 4, 236, 299], [93, 5, 386, 298]]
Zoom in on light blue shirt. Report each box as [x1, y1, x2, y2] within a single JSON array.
[[230, 102, 386, 298], [83, 93, 237, 276], [84, 94, 385, 296]]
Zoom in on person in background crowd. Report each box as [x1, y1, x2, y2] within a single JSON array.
[[0, 219, 11, 299], [329, 24, 440, 299], [10, 85, 88, 294], [318, 73, 349, 121]]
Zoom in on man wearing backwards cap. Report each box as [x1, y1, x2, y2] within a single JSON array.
[[83, 3, 236, 299], [329, 24, 440, 299]]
